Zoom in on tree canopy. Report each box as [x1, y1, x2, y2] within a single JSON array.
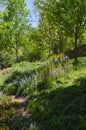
[[0, 0, 86, 66]]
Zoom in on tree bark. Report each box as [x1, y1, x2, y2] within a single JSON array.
[[59, 39, 63, 53], [74, 34, 78, 62], [48, 28, 52, 57], [74, 26, 78, 62], [15, 41, 19, 63]]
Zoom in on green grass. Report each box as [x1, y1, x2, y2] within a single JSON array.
[[0, 75, 8, 87], [27, 69, 86, 130], [0, 60, 86, 130]]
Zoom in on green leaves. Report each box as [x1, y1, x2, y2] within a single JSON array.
[[0, 0, 30, 62], [35, 0, 86, 54]]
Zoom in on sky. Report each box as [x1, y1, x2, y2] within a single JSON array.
[[25, 0, 39, 27], [0, 0, 39, 27]]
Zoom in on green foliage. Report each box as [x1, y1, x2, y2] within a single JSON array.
[[73, 57, 86, 70], [27, 68, 86, 130], [37, 80, 51, 91], [0, 94, 21, 129], [0, 62, 41, 96], [0, 0, 30, 63], [29, 124, 38, 130], [0, 75, 8, 87], [34, 0, 86, 55], [0, 94, 37, 130], [0, 59, 86, 129], [0, 0, 86, 129], [0, 57, 85, 96], [0, 0, 86, 66]]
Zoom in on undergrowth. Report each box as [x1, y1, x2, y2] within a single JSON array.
[[0, 60, 69, 96], [0, 58, 86, 130], [27, 69, 86, 130], [0, 94, 38, 130]]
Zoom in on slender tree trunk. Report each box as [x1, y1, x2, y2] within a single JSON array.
[[74, 31, 78, 62], [48, 28, 52, 57], [48, 25, 53, 73], [0, 53, 4, 69], [49, 42, 51, 57], [59, 39, 63, 53], [15, 41, 19, 63], [59, 32, 64, 53]]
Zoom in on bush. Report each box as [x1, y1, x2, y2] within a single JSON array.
[[37, 79, 53, 91], [29, 124, 38, 130]]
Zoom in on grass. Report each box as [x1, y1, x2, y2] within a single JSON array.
[[0, 75, 8, 86], [27, 69, 86, 130], [0, 59, 86, 130]]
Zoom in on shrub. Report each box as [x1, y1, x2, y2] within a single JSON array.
[[29, 124, 38, 130]]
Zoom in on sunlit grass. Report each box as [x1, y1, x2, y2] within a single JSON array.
[[0, 75, 8, 87]]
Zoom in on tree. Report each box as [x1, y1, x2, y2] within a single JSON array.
[[34, 0, 59, 56], [27, 27, 47, 61], [52, 0, 86, 52], [34, 0, 86, 59], [1, 0, 30, 62]]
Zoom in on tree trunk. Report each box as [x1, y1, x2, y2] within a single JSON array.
[[74, 35, 78, 62], [74, 27, 78, 62], [0, 54, 4, 69], [48, 26, 53, 73], [15, 41, 19, 63], [59, 39, 63, 53], [48, 27, 52, 57]]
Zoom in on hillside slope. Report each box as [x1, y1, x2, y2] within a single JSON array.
[[27, 69, 86, 130]]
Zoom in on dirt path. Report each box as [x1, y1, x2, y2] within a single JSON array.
[[11, 95, 26, 103], [0, 67, 11, 76], [0, 92, 43, 129], [11, 95, 31, 117], [0, 91, 31, 117]]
